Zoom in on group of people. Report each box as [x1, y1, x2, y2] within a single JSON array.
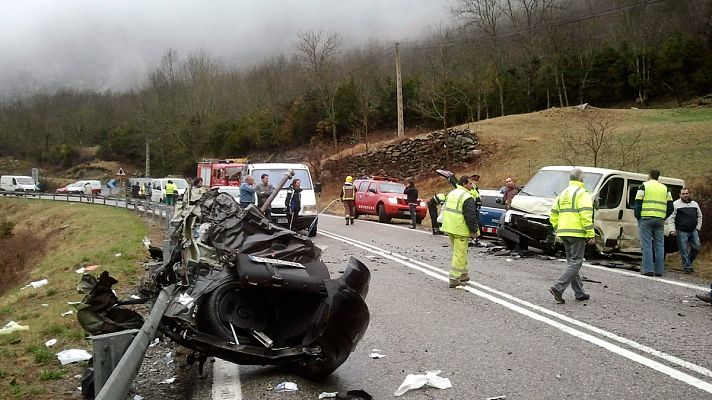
[[239, 174, 303, 229]]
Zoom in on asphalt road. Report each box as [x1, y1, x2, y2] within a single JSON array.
[[166, 213, 711, 400]]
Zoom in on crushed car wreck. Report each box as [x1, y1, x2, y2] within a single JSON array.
[[151, 171, 370, 379]]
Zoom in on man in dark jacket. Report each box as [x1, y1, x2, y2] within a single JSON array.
[[256, 173, 275, 219], [285, 179, 302, 230], [404, 179, 419, 229], [667, 187, 703, 273]]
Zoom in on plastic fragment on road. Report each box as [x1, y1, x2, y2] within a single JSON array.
[[133, 396, 144, 400], [177, 293, 194, 305], [0, 321, 30, 335], [506, 258, 513, 262], [61, 310, 74, 317], [75, 267, 85, 274], [273, 381, 298, 392], [486, 396, 506, 400], [21, 278, 48, 290], [67, 301, 81, 305], [319, 392, 338, 399], [56, 349, 92, 365], [45, 339, 57, 347], [114, 253, 122, 257], [393, 370, 452, 396], [369, 352, 386, 359], [158, 377, 176, 384], [149, 338, 160, 347], [143, 236, 151, 249], [41, 303, 49, 307]]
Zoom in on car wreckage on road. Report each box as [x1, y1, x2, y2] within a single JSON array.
[[497, 166, 685, 255], [149, 172, 370, 379]]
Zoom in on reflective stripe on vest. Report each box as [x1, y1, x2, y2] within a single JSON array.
[[441, 187, 472, 237], [636, 180, 669, 218]]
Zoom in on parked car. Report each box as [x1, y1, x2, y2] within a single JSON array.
[[56, 180, 101, 195], [353, 176, 427, 224], [477, 189, 505, 237], [150, 178, 189, 203], [215, 185, 240, 200], [0, 175, 39, 193], [498, 166, 685, 255]]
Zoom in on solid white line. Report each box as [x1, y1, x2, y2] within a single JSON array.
[[320, 213, 433, 235], [321, 229, 712, 394], [212, 358, 242, 400], [323, 229, 712, 379], [320, 213, 710, 291]]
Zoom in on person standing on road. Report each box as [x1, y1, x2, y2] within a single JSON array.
[[635, 169, 674, 276], [428, 193, 447, 235], [502, 177, 519, 210], [83, 182, 94, 203], [340, 175, 357, 225], [441, 176, 480, 288], [285, 179, 302, 230], [404, 179, 419, 229], [548, 168, 594, 304], [164, 180, 177, 206], [667, 187, 703, 273], [239, 175, 256, 209], [256, 173, 275, 219], [469, 174, 483, 245]]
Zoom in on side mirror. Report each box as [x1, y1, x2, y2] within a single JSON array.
[[593, 198, 600, 210], [315, 182, 322, 193]]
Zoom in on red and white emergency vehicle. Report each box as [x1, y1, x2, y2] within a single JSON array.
[[196, 159, 248, 187]]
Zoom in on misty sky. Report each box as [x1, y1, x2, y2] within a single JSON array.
[[0, 0, 450, 97]]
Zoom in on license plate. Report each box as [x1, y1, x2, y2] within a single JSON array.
[[277, 218, 288, 224]]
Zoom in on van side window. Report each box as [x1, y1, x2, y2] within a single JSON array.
[[668, 185, 682, 201], [627, 180, 644, 209], [12, 178, 16, 185], [598, 178, 624, 209]]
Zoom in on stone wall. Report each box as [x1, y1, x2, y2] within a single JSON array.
[[322, 127, 479, 180]]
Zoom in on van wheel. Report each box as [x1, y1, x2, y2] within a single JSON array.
[[377, 204, 390, 223]]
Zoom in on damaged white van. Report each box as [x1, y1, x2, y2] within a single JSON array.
[[497, 166, 685, 255]]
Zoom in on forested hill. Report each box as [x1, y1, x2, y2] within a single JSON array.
[[0, 0, 711, 176]]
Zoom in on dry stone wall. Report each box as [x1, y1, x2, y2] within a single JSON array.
[[323, 128, 479, 180]]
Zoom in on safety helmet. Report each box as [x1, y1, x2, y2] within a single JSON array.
[[345, 176, 353, 183]]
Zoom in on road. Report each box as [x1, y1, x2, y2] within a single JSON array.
[[165, 213, 712, 400]]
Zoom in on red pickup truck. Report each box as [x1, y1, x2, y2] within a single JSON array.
[[353, 176, 427, 224]]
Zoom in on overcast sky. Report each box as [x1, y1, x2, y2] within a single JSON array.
[[0, 0, 450, 97]]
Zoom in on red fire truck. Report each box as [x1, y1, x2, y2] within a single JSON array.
[[196, 158, 248, 187]]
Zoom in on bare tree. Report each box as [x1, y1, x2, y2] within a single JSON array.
[[295, 30, 341, 147]]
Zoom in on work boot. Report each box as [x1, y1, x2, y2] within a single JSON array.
[[549, 287, 565, 304], [459, 274, 470, 285], [448, 279, 461, 288], [346, 218, 350, 225], [350, 218, 355, 225]]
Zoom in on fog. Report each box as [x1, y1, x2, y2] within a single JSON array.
[[0, 0, 449, 98]]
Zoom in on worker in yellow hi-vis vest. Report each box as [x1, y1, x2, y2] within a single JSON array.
[[440, 176, 480, 288], [635, 169, 674, 277]]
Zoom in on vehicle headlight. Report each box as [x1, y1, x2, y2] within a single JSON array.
[[387, 197, 398, 205], [419, 201, 426, 207], [301, 205, 318, 215]]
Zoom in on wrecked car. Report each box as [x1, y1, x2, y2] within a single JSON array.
[[152, 173, 370, 379], [497, 166, 685, 255]]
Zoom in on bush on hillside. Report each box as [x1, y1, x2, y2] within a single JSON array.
[[689, 177, 711, 244]]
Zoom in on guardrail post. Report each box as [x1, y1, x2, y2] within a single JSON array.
[[89, 329, 139, 395]]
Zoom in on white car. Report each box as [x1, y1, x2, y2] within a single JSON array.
[[150, 178, 189, 203], [215, 186, 240, 200]]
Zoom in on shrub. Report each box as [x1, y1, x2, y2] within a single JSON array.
[[689, 177, 711, 243]]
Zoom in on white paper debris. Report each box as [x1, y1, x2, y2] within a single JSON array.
[[319, 392, 338, 399], [0, 321, 30, 334], [45, 339, 58, 347], [273, 381, 298, 392], [114, 253, 122, 257], [372, 348, 382, 352], [143, 236, 151, 249], [41, 304, 49, 307], [506, 258, 513, 262], [68, 301, 81, 305], [75, 267, 85, 274], [394, 370, 452, 396], [149, 338, 160, 347], [61, 311, 74, 317], [487, 396, 507, 400], [130, 295, 141, 300], [133, 396, 144, 400], [56, 349, 92, 365], [369, 352, 386, 359], [158, 377, 176, 384], [177, 293, 194, 306], [21, 279, 48, 290]]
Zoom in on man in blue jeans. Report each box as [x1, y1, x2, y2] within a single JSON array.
[[634, 170, 674, 276], [667, 187, 703, 273]]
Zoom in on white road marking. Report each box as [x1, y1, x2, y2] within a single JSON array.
[[320, 213, 433, 235], [321, 213, 710, 291], [321, 229, 712, 394], [212, 358, 242, 400]]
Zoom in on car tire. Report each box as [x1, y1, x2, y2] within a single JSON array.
[[377, 204, 390, 223]]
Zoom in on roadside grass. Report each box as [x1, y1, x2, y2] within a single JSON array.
[[0, 198, 149, 399]]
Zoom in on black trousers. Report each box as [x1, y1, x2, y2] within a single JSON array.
[[427, 198, 440, 228]]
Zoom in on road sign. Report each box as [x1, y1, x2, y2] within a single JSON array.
[[107, 179, 117, 189], [31, 167, 39, 183], [116, 168, 126, 177]]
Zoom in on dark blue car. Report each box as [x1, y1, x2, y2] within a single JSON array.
[[478, 189, 505, 237]]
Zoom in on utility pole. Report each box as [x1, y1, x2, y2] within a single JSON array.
[[395, 42, 404, 138], [145, 137, 150, 177]]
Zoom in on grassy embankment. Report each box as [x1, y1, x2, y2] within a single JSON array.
[[318, 107, 712, 278], [0, 199, 149, 399]]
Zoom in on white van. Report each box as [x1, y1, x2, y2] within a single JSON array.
[[0, 175, 39, 193], [498, 166, 685, 255], [150, 178, 189, 203], [247, 163, 319, 236]]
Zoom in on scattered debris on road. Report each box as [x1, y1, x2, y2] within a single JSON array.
[[56, 349, 92, 365], [273, 381, 298, 392], [45, 338, 57, 347], [0, 320, 29, 334], [393, 370, 452, 396], [20, 278, 48, 290]]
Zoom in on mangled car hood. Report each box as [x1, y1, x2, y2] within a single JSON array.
[[510, 195, 556, 216]]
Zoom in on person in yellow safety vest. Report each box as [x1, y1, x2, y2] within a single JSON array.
[[634, 169, 674, 276], [165, 180, 177, 206], [441, 176, 480, 288], [547, 168, 594, 304], [341, 176, 357, 225]]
